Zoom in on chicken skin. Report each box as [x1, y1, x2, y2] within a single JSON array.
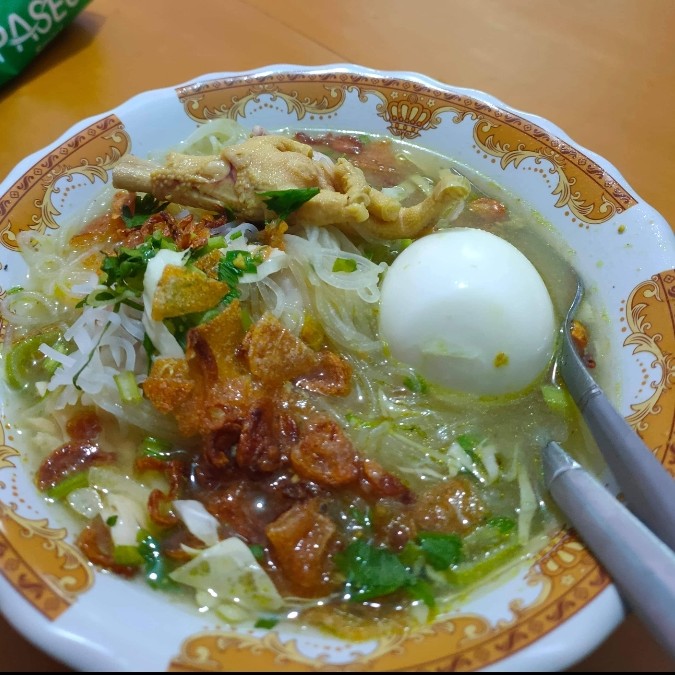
[[112, 133, 471, 239]]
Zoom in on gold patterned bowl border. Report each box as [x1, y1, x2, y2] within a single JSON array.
[[0, 431, 94, 620], [0, 115, 130, 252], [0, 116, 128, 618], [0, 70, 670, 671], [623, 270, 675, 471], [176, 73, 637, 226], [168, 531, 608, 673]]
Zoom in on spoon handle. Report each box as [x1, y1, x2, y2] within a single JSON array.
[[560, 333, 675, 551], [543, 441, 675, 662]]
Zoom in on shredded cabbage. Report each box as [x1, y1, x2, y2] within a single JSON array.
[[169, 537, 284, 622], [173, 499, 220, 547]]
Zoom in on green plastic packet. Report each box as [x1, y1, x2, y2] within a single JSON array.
[[0, 0, 91, 86]]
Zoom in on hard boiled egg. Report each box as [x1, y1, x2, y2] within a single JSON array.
[[379, 228, 556, 396]]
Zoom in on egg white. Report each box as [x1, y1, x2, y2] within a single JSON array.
[[378, 228, 557, 396]]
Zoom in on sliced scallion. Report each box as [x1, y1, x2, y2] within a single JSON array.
[[332, 257, 357, 273], [45, 471, 89, 500], [137, 436, 173, 460], [113, 544, 145, 566], [541, 383, 572, 415], [114, 371, 142, 403]]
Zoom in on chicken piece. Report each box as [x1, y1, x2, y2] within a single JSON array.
[[113, 153, 234, 212], [222, 135, 338, 219], [112, 134, 471, 239], [295, 131, 408, 187], [329, 159, 471, 239], [113, 135, 345, 220]]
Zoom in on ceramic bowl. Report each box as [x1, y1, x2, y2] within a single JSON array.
[[0, 63, 673, 672]]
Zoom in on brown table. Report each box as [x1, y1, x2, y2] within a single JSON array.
[[1, 0, 674, 671]]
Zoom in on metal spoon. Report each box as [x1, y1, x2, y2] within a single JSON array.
[[543, 441, 675, 661], [555, 275, 675, 551]]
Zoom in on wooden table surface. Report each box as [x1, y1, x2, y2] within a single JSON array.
[[0, 0, 673, 671]]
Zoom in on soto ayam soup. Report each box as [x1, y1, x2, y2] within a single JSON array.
[[0, 120, 598, 639]]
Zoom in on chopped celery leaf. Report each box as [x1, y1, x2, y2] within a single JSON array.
[[121, 194, 169, 229], [417, 532, 463, 570], [249, 544, 265, 561], [258, 187, 320, 221], [335, 540, 412, 601], [254, 617, 279, 629], [101, 231, 177, 292], [406, 578, 436, 610]]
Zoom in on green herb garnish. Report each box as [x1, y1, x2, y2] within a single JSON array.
[[254, 617, 279, 630], [406, 578, 436, 610], [335, 540, 413, 601], [417, 532, 463, 570], [541, 383, 572, 415], [240, 306, 253, 331], [217, 250, 260, 286], [258, 187, 320, 221], [348, 506, 372, 530], [142, 333, 157, 371], [247, 544, 265, 562], [455, 432, 488, 476], [113, 545, 145, 566], [137, 531, 178, 590], [101, 231, 178, 292], [121, 194, 169, 229], [189, 235, 227, 261]]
